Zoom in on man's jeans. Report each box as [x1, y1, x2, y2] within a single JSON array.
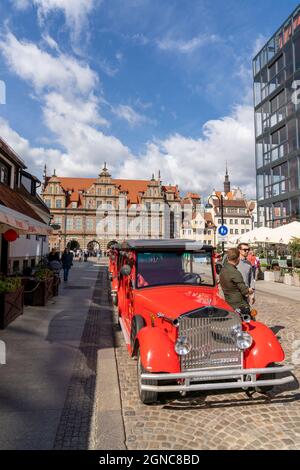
[[63, 267, 70, 281]]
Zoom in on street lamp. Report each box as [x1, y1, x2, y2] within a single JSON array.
[[205, 194, 225, 256]]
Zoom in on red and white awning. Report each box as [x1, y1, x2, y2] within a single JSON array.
[[0, 204, 52, 236]]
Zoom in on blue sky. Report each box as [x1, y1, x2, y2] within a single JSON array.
[[0, 0, 299, 197]]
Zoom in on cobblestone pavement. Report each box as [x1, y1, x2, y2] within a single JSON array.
[[54, 265, 112, 450], [114, 291, 300, 450]]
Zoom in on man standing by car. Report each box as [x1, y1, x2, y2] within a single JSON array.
[[220, 248, 254, 311], [237, 243, 255, 305], [61, 248, 73, 282]]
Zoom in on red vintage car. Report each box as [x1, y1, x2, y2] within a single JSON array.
[[110, 239, 295, 404]]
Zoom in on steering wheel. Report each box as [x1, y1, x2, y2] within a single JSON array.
[[182, 273, 202, 285]]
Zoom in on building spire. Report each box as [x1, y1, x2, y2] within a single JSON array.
[[224, 163, 230, 194], [99, 162, 111, 177]]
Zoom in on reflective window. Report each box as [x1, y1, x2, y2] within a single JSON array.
[[256, 140, 263, 168], [285, 43, 294, 77], [291, 196, 300, 219], [257, 174, 264, 201], [290, 157, 299, 191], [137, 252, 214, 288], [66, 218, 73, 230], [287, 118, 297, 151], [295, 35, 300, 70], [293, 10, 300, 33], [283, 21, 292, 46]]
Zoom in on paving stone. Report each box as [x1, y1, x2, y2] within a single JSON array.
[[114, 288, 300, 450]]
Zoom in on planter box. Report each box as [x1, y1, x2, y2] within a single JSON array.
[[264, 271, 275, 282], [24, 277, 54, 306], [52, 274, 60, 297], [0, 287, 24, 329], [293, 274, 300, 287], [284, 274, 294, 286], [274, 271, 283, 283]]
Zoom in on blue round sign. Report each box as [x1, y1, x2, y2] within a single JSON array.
[[218, 225, 228, 236]]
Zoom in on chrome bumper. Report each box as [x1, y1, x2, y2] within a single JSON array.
[[141, 365, 295, 392]]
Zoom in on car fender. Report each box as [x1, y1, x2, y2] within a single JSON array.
[[244, 321, 285, 369], [136, 327, 180, 373]]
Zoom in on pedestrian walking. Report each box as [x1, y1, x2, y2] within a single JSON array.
[[48, 248, 60, 262], [219, 248, 254, 311], [247, 250, 260, 281], [237, 243, 255, 305], [61, 248, 73, 282]]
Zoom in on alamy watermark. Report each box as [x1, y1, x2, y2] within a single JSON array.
[[0, 80, 6, 105], [0, 340, 6, 365], [94, 199, 201, 239]]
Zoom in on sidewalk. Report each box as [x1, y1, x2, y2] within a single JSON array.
[[256, 279, 300, 302], [0, 259, 100, 449]]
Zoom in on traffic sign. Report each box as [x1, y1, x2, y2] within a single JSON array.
[[218, 225, 228, 237]]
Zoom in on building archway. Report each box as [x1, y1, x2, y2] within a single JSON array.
[[87, 240, 100, 253], [107, 240, 118, 249], [67, 240, 80, 251]]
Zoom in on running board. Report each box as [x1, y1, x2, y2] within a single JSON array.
[[119, 317, 130, 345]]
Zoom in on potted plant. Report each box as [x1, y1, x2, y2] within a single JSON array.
[[293, 268, 300, 287], [282, 267, 294, 286], [273, 264, 282, 282], [0, 276, 24, 329], [24, 268, 54, 306], [264, 271, 275, 282], [288, 237, 300, 268], [260, 262, 268, 273]]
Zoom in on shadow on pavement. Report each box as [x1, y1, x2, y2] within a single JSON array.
[[52, 266, 113, 450]]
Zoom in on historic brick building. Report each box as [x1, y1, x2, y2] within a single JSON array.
[[206, 169, 257, 247], [41, 164, 182, 252]]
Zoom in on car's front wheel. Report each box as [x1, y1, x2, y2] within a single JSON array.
[[255, 362, 276, 394], [137, 350, 158, 404]]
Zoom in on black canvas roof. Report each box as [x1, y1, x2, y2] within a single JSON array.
[[118, 239, 213, 252]]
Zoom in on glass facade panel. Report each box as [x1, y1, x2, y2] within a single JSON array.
[[254, 7, 300, 227], [295, 35, 300, 70], [290, 157, 299, 191], [285, 43, 294, 77], [291, 196, 300, 219], [287, 118, 297, 151]]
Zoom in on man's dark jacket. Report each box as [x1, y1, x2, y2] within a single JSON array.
[[61, 252, 73, 268], [219, 262, 249, 310]]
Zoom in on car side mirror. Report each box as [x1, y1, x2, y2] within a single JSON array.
[[215, 263, 222, 275], [120, 264, 131, 277]]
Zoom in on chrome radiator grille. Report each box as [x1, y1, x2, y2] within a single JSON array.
[[179, 312, 242, 371]]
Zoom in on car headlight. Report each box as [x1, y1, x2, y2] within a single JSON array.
[[236, 331, 253, 350], [175, 336, 192, 355]]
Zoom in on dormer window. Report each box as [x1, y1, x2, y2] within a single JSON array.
[[0, 159, 11, 186], [71, 202, 77, 208]]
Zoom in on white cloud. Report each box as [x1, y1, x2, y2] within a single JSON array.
[[0, 117, 65, 176], [157, 34, 219, 54], [0, 32, 98, 94], [112, 104, 155, 127], [42, 34, 60, 52], [0, 30, 255, 197], [11, 0, 98, 41], [118, 105, 256, 198], [11, 0, 30, 9]]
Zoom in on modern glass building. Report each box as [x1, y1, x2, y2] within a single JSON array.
[[253, 5, 300, 227]]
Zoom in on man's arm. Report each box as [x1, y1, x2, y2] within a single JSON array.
[[231, 270, 250, 297]]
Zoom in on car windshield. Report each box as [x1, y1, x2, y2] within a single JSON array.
[[136, 251, 214, 288]]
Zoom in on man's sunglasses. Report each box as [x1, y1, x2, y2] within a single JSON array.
[[240, 248, 250, 252]]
